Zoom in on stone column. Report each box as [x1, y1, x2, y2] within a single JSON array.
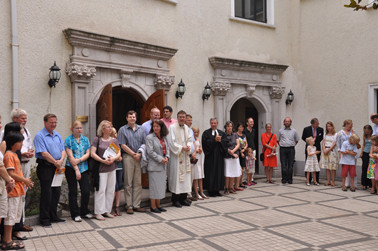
[[210, 81, 231, 127], [154, 74, 175, 105], [66, 63, 96, 137], [269, 86, 285, 178]]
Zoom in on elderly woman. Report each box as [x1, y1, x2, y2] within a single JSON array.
[[65, 121, 91, 222], [91, 120, 121, 221], [261, 123, 277, 184], [224, 121, 241, 195], [336, 119, 358, 188], [146, 120, 169, 213]]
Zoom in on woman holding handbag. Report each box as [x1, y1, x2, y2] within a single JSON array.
[[261, 123, 277, 183]]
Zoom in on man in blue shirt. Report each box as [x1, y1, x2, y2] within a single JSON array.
[[118, 111, 146, 214], [34, 114, 66, 227], [141, 108, 160, 136]]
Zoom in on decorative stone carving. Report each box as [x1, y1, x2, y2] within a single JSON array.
[[269, 86, 285, 99], [154, 74, 175, 91], [211, 81, 231, 96], [120, 71, 132, 88], [66, 63, 96, 82], [246, 84, 257, 97]]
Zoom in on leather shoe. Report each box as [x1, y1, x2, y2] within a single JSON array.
[[288, 181, 293, 184], [126, 208, 134, 214], [180, 200, 191, 206], [173, 201, 182, 208], [134, 208, 146, 213], [21, 225, 33, 232], [52, 218, 65, 223], [12, 233, 27, 240], [215, 192, 223, 197], [150, 208, 161, 213], [157, 207, 167, 212], [40, 222, 52, 227]]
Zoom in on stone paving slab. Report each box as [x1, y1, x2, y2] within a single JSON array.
[[22, 177, 378, 250]]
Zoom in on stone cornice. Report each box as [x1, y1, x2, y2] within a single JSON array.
[[209, 57, 288, 74], [63, 28, 178, 61]]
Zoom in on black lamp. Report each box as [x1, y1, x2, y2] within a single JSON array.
[[175, 79, 186, 99], [286, 89, 294, 105], [48, 61, 61, 88], [202, 82, 211, 100]]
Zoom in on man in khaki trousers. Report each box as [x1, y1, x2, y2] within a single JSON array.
[[117, 111, 146, 214]]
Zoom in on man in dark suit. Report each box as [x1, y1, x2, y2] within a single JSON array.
[[301, 118, 324, 184]]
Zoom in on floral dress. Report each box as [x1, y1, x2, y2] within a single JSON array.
[[319, 134, 338, 170], [304, 146, 320, 172], [367, 149, 376, 179]]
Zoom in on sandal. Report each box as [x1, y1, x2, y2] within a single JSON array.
[[269, 180, 274, 184], [224, 189, 230, 195], [229, 188, 236, 194], [200, 192, 209, 199], [342, 187, 347, 192], [350, 187, 356, 192], [115, 207, 122, 216], [370, 190, 376, 194], [324, 182, 330, 186], [2, 240, 24, 250], [331, 182, 335, 187]]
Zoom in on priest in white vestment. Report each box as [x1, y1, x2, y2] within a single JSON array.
[[168, 110, 193, 207]]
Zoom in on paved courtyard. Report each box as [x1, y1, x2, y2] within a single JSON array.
[[22, 177, 378, 250]]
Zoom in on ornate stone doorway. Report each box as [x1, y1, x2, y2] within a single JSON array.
[[64, 28, 177, 140], [209, 56, 288, 174]]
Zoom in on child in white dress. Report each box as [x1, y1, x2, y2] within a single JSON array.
[[192, 127, 207, 200], [305, 137, 321, 186]]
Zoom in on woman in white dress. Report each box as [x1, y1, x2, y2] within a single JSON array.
[[224, 121, 241, 195], [319, 121, 339, 186]]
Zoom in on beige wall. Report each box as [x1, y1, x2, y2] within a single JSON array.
[[293, 0, 378, 162], [0, 0, 295, 140]]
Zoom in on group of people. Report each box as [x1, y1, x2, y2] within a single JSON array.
[[278, 115, 378, 194], [1, 107, 378, 249]]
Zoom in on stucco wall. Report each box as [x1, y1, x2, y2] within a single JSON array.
[[293, 0, 378, 165], [0, 0, 294, 141]]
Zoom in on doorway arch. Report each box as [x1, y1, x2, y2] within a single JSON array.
[[229, 96, 268, 174]]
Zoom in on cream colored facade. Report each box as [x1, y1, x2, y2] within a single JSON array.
[[1, 0, 377, 174]]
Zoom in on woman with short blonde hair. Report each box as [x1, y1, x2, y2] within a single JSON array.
[[65, 121, 91, 222], [91, 120, 121, 220]]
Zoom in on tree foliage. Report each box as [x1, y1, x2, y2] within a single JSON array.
[[344, 0, 378, 11]]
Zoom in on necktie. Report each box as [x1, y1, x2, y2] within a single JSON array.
[[313, 128, 316, 139]]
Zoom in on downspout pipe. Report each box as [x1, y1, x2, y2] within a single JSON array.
[[11, 0, 19, 109]]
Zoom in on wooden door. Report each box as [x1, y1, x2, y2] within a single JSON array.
[[140, 89, 165, 188], [96, 84, 113, 126], [140, 89, 165, 123]]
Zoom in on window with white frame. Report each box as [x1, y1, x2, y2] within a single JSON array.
[[231, 0, 274, 27], [235, 0, 266, 23]]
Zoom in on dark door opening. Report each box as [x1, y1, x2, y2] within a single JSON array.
[[230, 98, 259, 173]]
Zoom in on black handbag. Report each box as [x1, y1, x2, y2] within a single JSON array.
[[260, 134, 274, 162], [88, 137, 100, 191]]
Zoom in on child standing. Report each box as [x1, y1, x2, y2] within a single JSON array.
[[110, 128, 123, 216], [192, 127, 207, 200], [2, 132, 34, 250], [304, 137, 321, 186], [360, 125, 373, 190], [367, 135, 378, 194], [340, 134, 360, 192], [245, 148, 256, 186]]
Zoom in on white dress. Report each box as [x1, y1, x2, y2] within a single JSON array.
[[192, 139, 204, 179], [304, 146, 320, 172]]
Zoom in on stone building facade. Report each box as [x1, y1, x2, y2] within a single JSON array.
[[1, 0, 377, 175]]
